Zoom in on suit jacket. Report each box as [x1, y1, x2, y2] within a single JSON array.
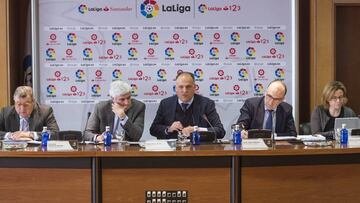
[[311, 105, 356, 137], [0, 102, 59, 140], [84, 99, 145, 141], [237, 96, 297, 136], [150, 94, 226, 139]]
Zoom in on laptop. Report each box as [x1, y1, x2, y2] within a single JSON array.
[[334, 117, 360, 130]]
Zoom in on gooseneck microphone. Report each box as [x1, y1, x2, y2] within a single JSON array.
[[82, 112, 92, 144], [202, 114, 218, 143]]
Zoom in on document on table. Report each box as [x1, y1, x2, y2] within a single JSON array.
[[297, 134, 326, 141], [47, 141, 75, 151], [348, 137, 360, 147], [242, 139, 269, 150], [143, 140, 176, 151]]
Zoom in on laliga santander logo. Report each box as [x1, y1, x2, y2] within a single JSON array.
[[157, 69, 167, 79], [210, 84, 219, 93], [112, 69, 122, 79], [91, 84, 101, 94], [47, 85, 56, 95], [194, 32, 203, 42], [275, 32, 285, 42], [194, 68, 204, 80], [75, 69, 85, 79], [128, 47, 138, 57], [131, 84, 138, 95], [149, 32, 159, 43], [140, 0, 159, 18], [78, 4, 88, 14], [198, 4, 207, 13], [230, 32, 240, 42], [238, 68, 249, 78], [112, 33, 122, 42], [254, 83, 264, 93], [67, 33, 77, 43], [46, 48, 56, 59], [83, 48, 93, 58], [246, 47, 256, 57], [275, 68, 285, 79], [165, 47, 174, 57], [209, 47, 219, 57]]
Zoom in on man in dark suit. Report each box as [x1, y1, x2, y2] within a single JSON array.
[[150, 72, 225, 139], [237, 80, 297, 137], [85, 80, 145, 141], [0, 86, 59, 140]]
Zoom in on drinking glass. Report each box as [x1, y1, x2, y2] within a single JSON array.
[[177, 131, 187, 147], [115, 129, 126, 143]]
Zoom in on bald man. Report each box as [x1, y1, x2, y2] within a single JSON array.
[[237, 80, 297, 137]]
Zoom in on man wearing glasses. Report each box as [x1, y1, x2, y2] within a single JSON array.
[[237, 80, 297, 138], [84, 80, 145, 142]]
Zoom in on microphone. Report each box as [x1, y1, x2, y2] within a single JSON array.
[[82, 112, 91, 144], [202, 114, 218, 143]]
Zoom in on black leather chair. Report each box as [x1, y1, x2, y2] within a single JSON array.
[[58, 130, 83, 141], [299, 122, 311, 135]]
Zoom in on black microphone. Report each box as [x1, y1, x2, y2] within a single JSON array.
[[82, 112, 91, 144], [202, 114, 218, 143]]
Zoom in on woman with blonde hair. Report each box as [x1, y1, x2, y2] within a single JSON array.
[[311, 81, 356, 138]]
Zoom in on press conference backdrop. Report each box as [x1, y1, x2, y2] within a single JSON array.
[[33, 0, 296, 140]]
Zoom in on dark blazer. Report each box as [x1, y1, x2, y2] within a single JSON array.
[[0, 102, 59, 140], [84, 99, 145, 141], [150, 94, 225, 139], [237, 96, 297, 136]]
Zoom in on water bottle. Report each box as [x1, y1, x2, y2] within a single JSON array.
[[192, 126, 200, 145], [41, 126, 49, 147], [104, 126, 112, 146], [233, 124, 242, 145], [340, 124, 348, 144]]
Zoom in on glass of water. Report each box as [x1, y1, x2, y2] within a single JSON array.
[[334, 128, 341, 143], [177, 131, 187, 147], [115, 129, 126, 143]]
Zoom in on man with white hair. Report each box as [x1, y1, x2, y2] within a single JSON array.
[[84, 80, 145, 141]]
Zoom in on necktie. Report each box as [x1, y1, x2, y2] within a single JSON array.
[[181, 103, 189, 112], [265, 110, 273, 131], [21, 118, 29, 131]]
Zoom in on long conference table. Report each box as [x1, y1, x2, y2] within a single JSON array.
[[1, 140, 360, 203]]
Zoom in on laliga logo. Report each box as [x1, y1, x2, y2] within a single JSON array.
[[149, 32, 159, 42], [67, 33, 77, 43], [112, 69, 122, 79], [198, 4, 207, 13], [239, 68, 248, 78], [275, 68, 285, 79], [78, 4, 88, 14], [128, 47, 138, 57], [246, 47, 256, 57], [131, 84, 138, 95], [194, 32, 203, 42], [165, 47, 174, 57], [91, 84, 101, 94], [75, 69, 85, 79], [210, 84, 219, 93], [209, 47, 219, 57], [254, 83, 264, 93], [140, 0, 159, 18], [46, 48, 56, 59], [230, 32, 240, 42], [157, 69, 167, 79], [112, 33, 122, 42], [194, 68, 204, 79], [47, 85, 56, 95], [83, 48, 93, 58], [275, 32, 285, 42]]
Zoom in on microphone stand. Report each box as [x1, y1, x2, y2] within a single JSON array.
[[202, 114, 218, 144]]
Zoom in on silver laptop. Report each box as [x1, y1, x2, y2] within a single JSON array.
[[334, 117, 360, 130]]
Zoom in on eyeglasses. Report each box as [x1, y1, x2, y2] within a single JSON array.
[[266, 94, 283, 102], [330, 96, 345, 102]]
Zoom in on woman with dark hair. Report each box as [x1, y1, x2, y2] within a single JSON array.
[[311, 81, 356, 138]]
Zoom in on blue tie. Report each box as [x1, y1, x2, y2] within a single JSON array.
[[181, 103, 189, 112], [265, 110, 273, 131]]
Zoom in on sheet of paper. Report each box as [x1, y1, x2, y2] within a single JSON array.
[[242, 139, 269, 150], [46, 141, 75, 151], [297, 134, 326, 141], [143, 140, 175, 151], [348, 137, 360, 147]]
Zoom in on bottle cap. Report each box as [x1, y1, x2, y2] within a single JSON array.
[[43, 126, 47, 131], [105, 126, 110, 131], [193, 126, 198, 132], [342, 123, 346, 128]]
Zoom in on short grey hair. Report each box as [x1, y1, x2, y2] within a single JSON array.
[[13, 86, 34, 101], [109, 80, 131, 97]]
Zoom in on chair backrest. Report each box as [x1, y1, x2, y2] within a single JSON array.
[[58, 130, 82, 141], [299, 122, 311, 135]]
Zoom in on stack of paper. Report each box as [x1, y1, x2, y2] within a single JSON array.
[[297, 134, 326, 141]]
